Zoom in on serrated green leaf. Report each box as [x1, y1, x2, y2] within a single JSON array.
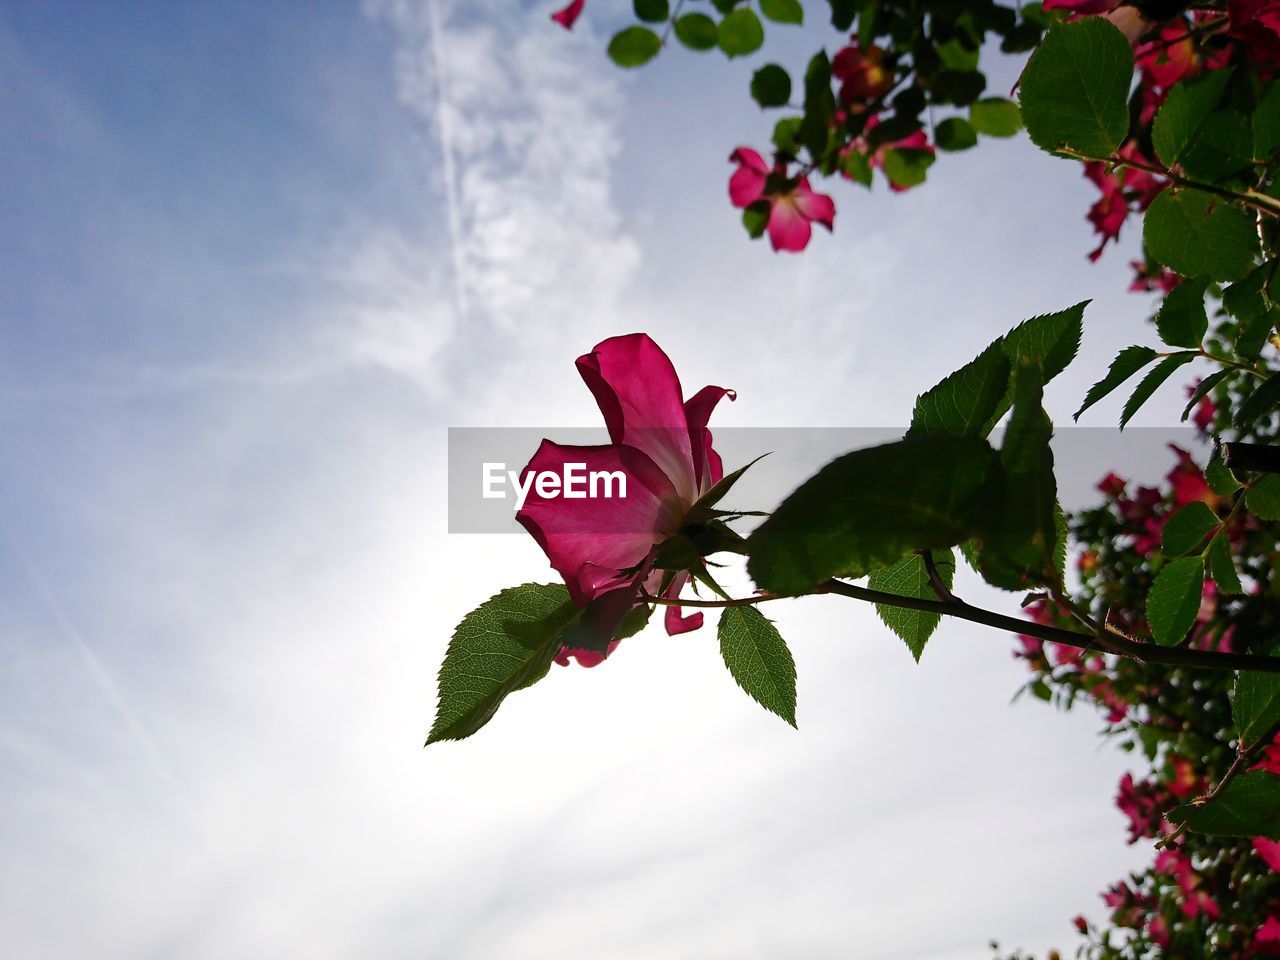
[[869, 550, 955, 661], [1236, 672, 1280, 746], [608, 26, 662, 68], [1255, 82, 1280, 161], [800, 50, 834, 157], [759, 0, 803, 24], [986, 301, 1087, 431], [1181, 110, 1254, 182], [969, 98, 1022, 137], [936, 117, 978, 152], [718, 605, 797, 726], [1168, 770, 1280, 839], [1152, 68, 1234, 168], [718, 8, 764, 57], [747, 436, 997, 595], [1146, 555, 1205, 646], [1018, 18, 1132, 158], [1120, 352, 1196, 429], [751, 63, 792, 108], [1182, 369, 1228, 423], [428, 583, 580, 744], [1161, 501, 1220, 557], [1235, 372, 1280, 428], [1207, 530, 1243, 594], [674, 12, 718, 50], [908, 339, 1011, 439], [1144, 188, 1260, 282], [1208, 449, 1241, 495], [1248, 474, 1280, 520], [1075, 345, 1158, 420], [1155, 275, 1210, 348]]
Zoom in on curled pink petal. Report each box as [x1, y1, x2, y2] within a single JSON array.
[[550, 0, 586, 29], [516, 440, 682, 605], [662, 571, 705, 635], [684, 385, 735, 493], [729, 148, 769, 207], [767, 199, 813, 252], [791, 178, 835, 230], [576, 334, 699, 503]]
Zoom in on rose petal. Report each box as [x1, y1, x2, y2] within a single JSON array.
[[684, 385, 735, 493], [767, 199, 813, 252], [662, 570, 705, 635]]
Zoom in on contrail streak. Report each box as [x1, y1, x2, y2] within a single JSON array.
[[425, 0, 470, 320]]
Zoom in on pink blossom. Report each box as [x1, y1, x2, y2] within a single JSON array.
[[728, 148, 836, 252], [1082, 144, 1165, 261], [1166, 445, 1215, 508], [1097, 473, 1127, 498], [1116, 772, 1169, 842], [832, 42, 892, 106], [1147, 913, 1170, 947], [1043, 0, 1121, 12], [1129, 261, 1182, 294], [1166, 755, 1203, 799], [550, 0, 585, 29], [517, 334, 734, 665], [857, 116, 935, 193], [1260, 916, 1280, 955], [1185, 381, 1216, 433], [1256, 838, 1280, 872], [1229, 0, 1280, 67]]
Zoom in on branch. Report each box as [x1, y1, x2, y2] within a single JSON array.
[[1223, 441, 1280, 475]]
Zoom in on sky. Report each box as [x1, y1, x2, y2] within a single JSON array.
[[0, 2, 1210, 958]]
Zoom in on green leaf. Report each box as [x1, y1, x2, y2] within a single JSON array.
[[800, 51, 834, 157], [908, 339, 1011, 439], [674, 12, 718, 50], [742, 200, 770, 238], [1146, 555, 1205, 646], [881, 147, 936, 188], [987, 300, 1087, 430], [1074, 345, 1158, 421], [1152, 68, 1234, 169], [969, 98, 1022, 137], [1181, 110, 1255, 182], [633, 0, 669, 22], [1207, 530, 1243, 594], [751, 63, 792, 107], [1154, 275, 1210, 348], [608, 27, 662, 68], [718, 8, 764, 58], [1018, 18, 1132, 158], [1235, 372, 1280, 428], [1255, 82, 1280, 161], [772, 116, 803, 153], [868, 550, 955, 661], [747, 436, 997, 595], [1120, 352, 1196, 429], [1161, 501, 1220, 557], [1208, 449, 1241, 495], [1236, 672, 1280, 746], [718, 605, 797, 727], [1168, 770, 1280, 839], [686, 453, 768, 520], [427, 584, 580, 744], [1248, 474, 1280, 520], [936, 117, 978, 152], [1143, 188, 1260, 282], [979, 358, 1058, 589], [759, 0, 803, 24], [841, 148, 873, 186], [1182, 369, 1229, 423]]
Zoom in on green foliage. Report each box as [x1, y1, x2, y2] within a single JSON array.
[[1183, 369, 1229, 423], [1146, 556, 1205, 646], [1169, 771, 1280, 839], [868, 550, 955, 661], [1074, 345, 1157, 421], [633, 0, 669, 23], [908, 339, 1010, 439], [881, 147, 935, 189], [936, 117, 978, 152], [759, 0, 803, 25], [1154, 275, 1210, 348], [1161, 501, 1220, 557], [751, 63, 792, 107], [608, 26, 663, 68], [747, 436, 996, 595], [1152, 68, 1234, 169], [1254, 82, 1280, 160], [1120, 352, 1196, 429], [1235, 672, 1280, 746], [1143, 189, 1260, 282], [674, 13, 719, 50], [1181, 110, 1255, 182], [718, 8, 764, 58], [1207, 530, 1244, 594], [1248, 475, 1280, 521], [1018, 18, 1132, 159], [428, 584, 580, 744], [968, 98, 1021, 138], [718, 605, 798, 726], [743, 201, 770, 238], [1235, 372, 1280, 428]]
